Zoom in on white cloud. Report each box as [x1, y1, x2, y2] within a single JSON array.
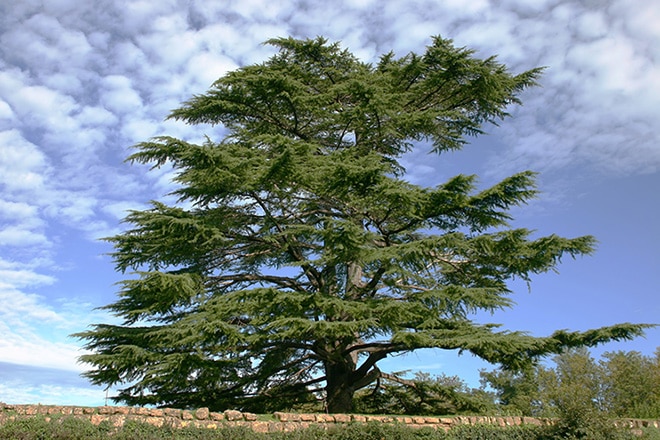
[[0, 100, 14, 127], [5, 85, 79, 132], [0, 286, 64, 328], [118, 0, 179, 34], [0, 130, 48, 194], [1, 13, 92, 74], [101, 200, 145, 221], [77, 106, 118, 127], [443, 0, 660, 178], [100, 75, 144, 115], [0, 227, 49, 248], [574, 10, 609, 40], [0, 260, 55, 288], [0, 328, 83, 372], [187, 52, 242, 87], [0, 270, 118, 373], [0, 200, 39, 222]]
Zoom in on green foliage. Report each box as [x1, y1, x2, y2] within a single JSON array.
[[483, 347, 660, 421], [302, 423, 441, 440], [0, 416, 112, 440], [354, 372, 496, 415], [601, 350, 660, 418], [0, 417, 50, 440], [479, 366, 547, 416], [449, 424, 546, 440], [76, 36, 651, 413], [540, 349, 616, 439]]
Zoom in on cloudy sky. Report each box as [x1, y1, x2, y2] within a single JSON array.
[[1, 0, 658, 407]]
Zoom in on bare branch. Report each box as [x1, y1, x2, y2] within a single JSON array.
[[379, 371, 417, 388], [208, 273, 307, 291]]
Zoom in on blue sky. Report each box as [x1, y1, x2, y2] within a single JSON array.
[[0, 0, 658, 407]]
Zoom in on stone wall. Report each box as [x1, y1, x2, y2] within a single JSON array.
[[1, 403, 658, 433]]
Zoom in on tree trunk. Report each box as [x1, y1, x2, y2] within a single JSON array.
[[325, 361, 356, 413]]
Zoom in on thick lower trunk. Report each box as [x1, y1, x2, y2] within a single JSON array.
[[326, 382, 355, 413], [325, 362, 356, 413], [324, 347, 387, 412]]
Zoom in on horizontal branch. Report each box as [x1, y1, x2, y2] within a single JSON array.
[[207, 273, 307, 291], [342, 341, 406, 357], [379, 371, 417, 388]]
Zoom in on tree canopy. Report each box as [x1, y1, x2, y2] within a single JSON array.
[[76, 36, 650, 413], [483, 347, 660, 419]]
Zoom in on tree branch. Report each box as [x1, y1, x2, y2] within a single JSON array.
[[207, 273, 307, 291], [379, 371, 417, 388]]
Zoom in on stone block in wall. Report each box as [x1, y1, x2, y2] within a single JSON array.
[[163, 417, 185, 429], [316, 414, 335, 423], [163, 408, 181, 418], [333, 414, 350, 423], [144, 416, 164, 427], [195, 407, 209, 420], [148, 408, 164, 417], [365, 415, 392, 423], [209, 411, 224, 421], [130, 407, 150, 416], [224, 409, 243, 421], [281, 421, 302, 432], [275, 412, 300, 422], [351, 415, 366, 422], [182, 410, 194, 420], [243, 412, 257, 421], [300, 413, 316, 422], [250, 421, 271, 433]]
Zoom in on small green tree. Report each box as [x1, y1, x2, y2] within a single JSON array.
[[76, 36, 650, 413], [548, 349, 605, 415], [542, 348, 638, 439], [601, 350, 660, 418], [480, 364, 550, 416]]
